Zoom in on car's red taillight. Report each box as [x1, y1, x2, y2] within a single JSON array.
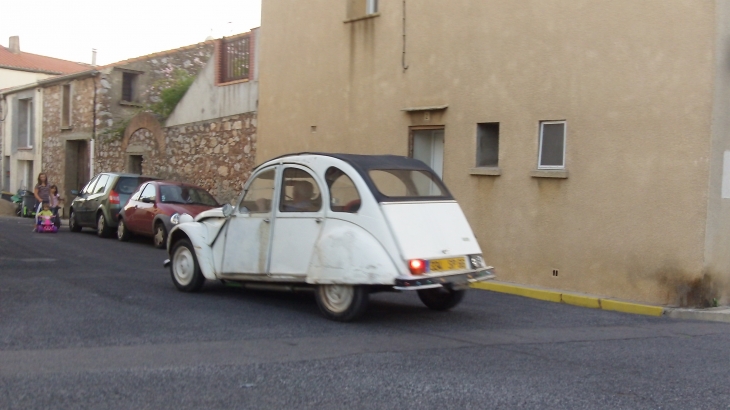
[[109, 190, 120, 205], [409, 259, 427, 275]]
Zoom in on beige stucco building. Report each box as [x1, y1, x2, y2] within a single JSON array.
[[257, 0, 730, 306]]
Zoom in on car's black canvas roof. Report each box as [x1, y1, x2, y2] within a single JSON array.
[[264, 152, 454, 202]]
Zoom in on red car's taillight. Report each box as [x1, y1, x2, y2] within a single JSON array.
[[109, 190, 120, 205], [408, 259, 427, 275]]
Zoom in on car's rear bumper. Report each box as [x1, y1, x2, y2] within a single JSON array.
[[393, 268, 495, 291]]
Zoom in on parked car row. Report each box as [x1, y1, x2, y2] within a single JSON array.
[[68, 173, 219, 248]]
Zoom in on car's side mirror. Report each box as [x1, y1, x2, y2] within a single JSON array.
[[71, 190, 79, 196], [141, 197, 152, 203], [222, 203, 233, 219]]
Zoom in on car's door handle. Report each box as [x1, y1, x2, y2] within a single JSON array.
[[263, 218, 270, 223], [315, 217, 323, 223]]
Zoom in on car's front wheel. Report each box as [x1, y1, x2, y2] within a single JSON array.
[[97, 213, 112, 238], [153, 223, 167, 249], [417, 287, 466, 311], [314, 284, 369, 322], [117, 218, 132, 241], [170, 239, 205, 292], [69, 210, 82, 232]]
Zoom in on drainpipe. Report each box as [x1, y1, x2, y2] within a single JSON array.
[[402, 0, 409, 72], [91, 73, 98, 177]]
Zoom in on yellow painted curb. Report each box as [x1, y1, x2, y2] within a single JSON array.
[[471, 282, 562, 303], [600, 299, 664, 317], [561, 293, 601, 309], [471, 282, 665, 317]]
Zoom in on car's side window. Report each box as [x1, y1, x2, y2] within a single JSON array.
[[80, 176, 99, 195], [93, 175, 110, 194], [239, 169, 276, 213], [279, 168, 322, 213], [130, 183, 146, 201], [140, 184, 156, 202], [326, 167, 361, 213]]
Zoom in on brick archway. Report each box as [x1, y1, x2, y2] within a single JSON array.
[[121, 112, 165, 153]]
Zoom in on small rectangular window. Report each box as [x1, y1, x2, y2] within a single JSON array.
[[476, 122, 499, 168], [61, 84, 71, 128], [122, 72, 138, 102], [347, 0, 378, 20], [17, 98, 33, 148], [367, 0, 378, 14], [538, 121, 566, 169]]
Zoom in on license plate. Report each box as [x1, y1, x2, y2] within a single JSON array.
[[429, 257, 466, 273]]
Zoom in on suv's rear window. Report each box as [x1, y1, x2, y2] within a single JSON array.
[[114, 177, 155, 195], [368, 169, 447, 198]]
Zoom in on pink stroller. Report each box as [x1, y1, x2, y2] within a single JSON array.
[[36, 213, 59, 233]]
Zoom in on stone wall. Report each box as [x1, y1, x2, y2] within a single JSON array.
[[94, 42, 214, 143], [94, 112, 257, 204], [41, 76, 96, 207], [161, 113, 257, 203]]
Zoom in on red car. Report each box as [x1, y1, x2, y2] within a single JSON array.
[[117, 181, 220, 248]]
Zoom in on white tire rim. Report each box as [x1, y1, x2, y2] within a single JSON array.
[[173, 246, 195, 286], [97, 215, 105, 233], [320, 285, 354, 313]]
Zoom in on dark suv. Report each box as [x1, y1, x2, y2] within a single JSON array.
[[69, 173, 158, 237]]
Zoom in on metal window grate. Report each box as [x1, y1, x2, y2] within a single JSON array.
[[220, 35, 250, 83]]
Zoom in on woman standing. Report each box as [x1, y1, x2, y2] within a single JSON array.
[[33, 172, 51, 209]]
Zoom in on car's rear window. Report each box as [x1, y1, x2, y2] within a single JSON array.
[[114, 176, 156, 195], [159, 185, 218, 206], [368, 169, 448, 199]]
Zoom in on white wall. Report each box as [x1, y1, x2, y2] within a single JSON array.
[[166, 29, 259, 126], [0, 68, 53, 90]]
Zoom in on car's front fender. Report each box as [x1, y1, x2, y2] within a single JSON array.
[[167, 223, 218, 281]]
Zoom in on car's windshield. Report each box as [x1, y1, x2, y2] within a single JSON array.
[[368, 169, 447, 198], [159, 185, 218, 206]]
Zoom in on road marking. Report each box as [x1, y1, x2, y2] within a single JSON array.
[[0, 257, 57, 263]]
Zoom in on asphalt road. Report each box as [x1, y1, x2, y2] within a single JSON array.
[[1, 215, 729, 410]]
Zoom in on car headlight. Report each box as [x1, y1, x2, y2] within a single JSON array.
[[469, 254, 485, 269], [170, 213, 180, 225]]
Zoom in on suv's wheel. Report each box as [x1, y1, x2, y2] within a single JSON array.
[[417, 288, 466, 311], [314, 284, 369, 322], [69, 210, 82, 232], [153, 223, 167, 249], [170, 239, 205, 292], [117, 218, 132, 241], [97, 213, 112, 238]]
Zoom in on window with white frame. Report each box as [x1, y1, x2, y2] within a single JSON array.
[[347, 0, 379, 20], [538, 121, 566, 169], [17, 98, 33, 148], [367, 0, 378, 14], [61, 84, 72, 129]]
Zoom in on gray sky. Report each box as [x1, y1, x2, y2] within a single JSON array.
[[0, 0, 262, 66]]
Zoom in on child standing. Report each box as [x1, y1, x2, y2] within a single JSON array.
[[49, 185, 62, 217]]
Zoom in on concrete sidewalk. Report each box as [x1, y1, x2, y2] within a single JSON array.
[[471, 280, 730, 323]]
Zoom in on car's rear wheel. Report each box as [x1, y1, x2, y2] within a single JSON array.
[[153, 223, 167, 249], [315, 284, 369, 322], [117, 218, 132, 241], [69, 210, 82, 232], [97, 213, 112, 238], [170, 239, 205, 292], [417, 287, 466, 311]]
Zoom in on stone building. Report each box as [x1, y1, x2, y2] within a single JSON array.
[[0, 36, 89, 194], [37, 30, 259, 216], [257, 0, 730, 306]]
